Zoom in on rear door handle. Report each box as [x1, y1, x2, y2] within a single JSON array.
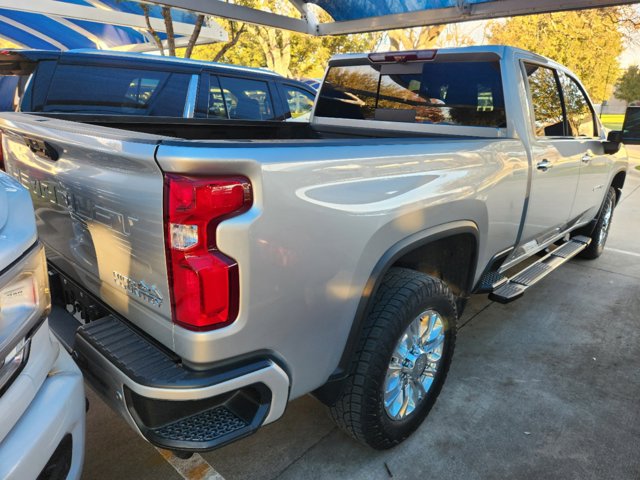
[[581, 154, 592, 163], [536, 159, 552, 171]]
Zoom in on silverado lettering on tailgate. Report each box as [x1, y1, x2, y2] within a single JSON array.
[[12, 168, 139, 237]]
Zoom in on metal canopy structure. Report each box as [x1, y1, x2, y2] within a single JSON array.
[[142, 0, 640, 36], [0, 0, 636, 51], [0, 0, 227, 51]]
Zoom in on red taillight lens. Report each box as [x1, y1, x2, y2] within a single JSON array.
[[164, 174, 252, 331]]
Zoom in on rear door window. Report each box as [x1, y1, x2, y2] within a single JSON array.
[[40, 64, 190, 116], [524, 63, 566, 137], [197, 74, 228, 119], [282, 84, 315, 120], [559, 72, 597, 137], [316, 60, 506, 128], [218, 76, 275, 120]]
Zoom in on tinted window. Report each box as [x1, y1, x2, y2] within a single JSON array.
[[218, 76, 275, 120], [315, 64, 379, 120], [197, 75, 228, 119], [283, 85, 315, 119], [0, 76, 20, 112], [316, 61, 506, 128], [623, 106, 640, 144], [380, 62, 505, 126], [559, 72, 596, 137], [41, 65, 189, 116], [524, 64, 565, 137]]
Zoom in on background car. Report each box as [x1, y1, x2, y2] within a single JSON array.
[[0, 49, 317, 122], [0, 171, 85, 480]]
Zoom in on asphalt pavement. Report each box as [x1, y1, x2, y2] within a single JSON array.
[[82, 151, 640, 480]]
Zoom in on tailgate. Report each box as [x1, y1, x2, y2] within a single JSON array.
[[0, 113, 174, 347]]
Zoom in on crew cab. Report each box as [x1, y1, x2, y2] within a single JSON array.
[[0, 46, 628, 453], [0, 171, 85, 479]]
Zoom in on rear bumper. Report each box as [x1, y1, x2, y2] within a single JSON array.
[[49, 306, 290, 452], [0, 322, 85, 480]]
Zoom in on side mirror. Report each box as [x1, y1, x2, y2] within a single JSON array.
[[607, 130, 622, 143], [603, 130, 622, 155]]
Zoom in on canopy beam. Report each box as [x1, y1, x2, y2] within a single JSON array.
[[318, 0, 638, 35], [141, 0, 311, 34], [140, 0, 640, 36]]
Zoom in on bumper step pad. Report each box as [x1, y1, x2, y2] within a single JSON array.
[[489, 236, 591, 304], [476, 270, 508, 293], [152, 406, 248, 443]]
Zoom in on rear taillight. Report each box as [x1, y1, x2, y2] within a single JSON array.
[[164, 174, 252, 331]]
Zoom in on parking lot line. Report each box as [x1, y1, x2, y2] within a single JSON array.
[[606, 247, 640, 258], [156, 448, 225, 480]]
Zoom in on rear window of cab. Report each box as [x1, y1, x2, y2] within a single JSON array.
[[315, 60, 506, 128]]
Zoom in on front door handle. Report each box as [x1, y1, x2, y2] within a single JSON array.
[[536, 159, 552, 172], [581, 154, 592, 163]]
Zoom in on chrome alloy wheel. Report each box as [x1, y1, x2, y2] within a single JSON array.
[[598, 198, 614, 245], [383, 309, 446, 421]]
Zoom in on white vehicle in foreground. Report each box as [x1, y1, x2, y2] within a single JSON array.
[[0, 171, 85, 480]]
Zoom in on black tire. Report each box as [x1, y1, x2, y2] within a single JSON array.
[[578, 186, 616, 260], [329, 267, 457, 450]]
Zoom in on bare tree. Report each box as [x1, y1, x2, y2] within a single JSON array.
[[135, 3, 205, 58], [184, 15, 205, 58], [212, 22, 246, 62], [140, 4, 164, 55], [161, 7, 176, 56]]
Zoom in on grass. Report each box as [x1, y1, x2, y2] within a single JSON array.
[[599, 113, 625, 131], [635, 165, 640, 171]]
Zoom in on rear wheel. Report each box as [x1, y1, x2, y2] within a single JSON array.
[[330, 268, 457, 449], [578, 186, 616, 259]]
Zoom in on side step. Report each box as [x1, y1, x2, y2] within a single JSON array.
[[489, 236, 591, 304]]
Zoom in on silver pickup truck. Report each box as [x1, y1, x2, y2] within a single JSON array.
[[0, 46, 628, 453]]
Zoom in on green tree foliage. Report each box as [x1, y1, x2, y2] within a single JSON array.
[[614, 66, 640, 104], [184, 0, 380, 78], [487, 9, 624, 102]]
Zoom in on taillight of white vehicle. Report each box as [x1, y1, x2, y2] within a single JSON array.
[[0, 245, 50, 320], [0, 245, 50, 390], [163, 174, 252, 331]]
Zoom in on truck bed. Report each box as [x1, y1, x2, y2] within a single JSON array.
[[33, 113, 493, 141]]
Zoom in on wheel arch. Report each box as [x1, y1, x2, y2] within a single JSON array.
[[611, 169, 626, 204], [313, 220, 479, 405], [573, 169, 627, 239]]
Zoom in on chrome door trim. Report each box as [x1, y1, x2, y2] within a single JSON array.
[[183, 74, 199, 119]]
